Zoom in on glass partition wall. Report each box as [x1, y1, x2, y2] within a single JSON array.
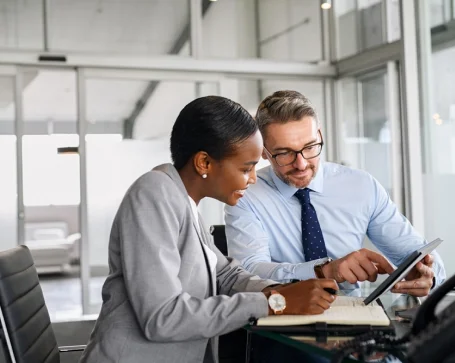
[[80, 70, 221, 314], [336, 67, 402, 207], [0, 69, 18, 254], [2, 0, 454, 320], [1, 64, 334, 319]]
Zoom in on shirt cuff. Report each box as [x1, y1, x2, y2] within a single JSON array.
[[293, 257, 329, 280]]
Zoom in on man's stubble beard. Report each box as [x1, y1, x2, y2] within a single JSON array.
[[276, 164, 317, 189]]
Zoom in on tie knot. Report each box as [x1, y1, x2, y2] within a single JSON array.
[[294, 188, 311, 204]]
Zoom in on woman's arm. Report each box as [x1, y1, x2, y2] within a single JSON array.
[[117, 172, 269, 342]]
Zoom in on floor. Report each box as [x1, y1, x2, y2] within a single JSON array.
[[39, 268, 106, 321]]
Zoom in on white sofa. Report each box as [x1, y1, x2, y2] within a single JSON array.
[[25, 222, 81, 274]]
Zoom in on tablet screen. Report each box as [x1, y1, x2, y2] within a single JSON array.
[[363, 238, 443, 305]]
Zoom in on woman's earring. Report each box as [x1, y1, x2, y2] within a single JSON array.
[[202, 174, 207, 179]]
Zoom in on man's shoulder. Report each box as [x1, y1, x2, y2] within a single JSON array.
[[323, 162, 374, 182], [231, 166, 278, 209], [250, 166, 278, 194]]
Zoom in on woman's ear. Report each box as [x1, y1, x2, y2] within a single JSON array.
[[193, 151, 211, 177], [262, 149, 268, 160]]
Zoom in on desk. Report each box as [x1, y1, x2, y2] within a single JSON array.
[[245, 289, 422, 363]]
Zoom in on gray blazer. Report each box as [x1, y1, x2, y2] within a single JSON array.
[[79, 163, 276, 363]]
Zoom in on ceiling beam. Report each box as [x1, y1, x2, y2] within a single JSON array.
[[123, 0, 213, 139]]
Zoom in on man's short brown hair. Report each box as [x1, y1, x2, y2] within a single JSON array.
[[255, 90, 318, 136]]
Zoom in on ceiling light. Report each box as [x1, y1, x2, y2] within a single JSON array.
[[321, 0, 332, 10]]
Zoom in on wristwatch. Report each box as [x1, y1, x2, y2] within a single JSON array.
[[314, 257, 332, 278], [268, 290, 286, 315]]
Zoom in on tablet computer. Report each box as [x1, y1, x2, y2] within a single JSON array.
[[363, 238, 443, 305]]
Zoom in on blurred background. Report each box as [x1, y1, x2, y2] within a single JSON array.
[[0, 0, 454, 323]]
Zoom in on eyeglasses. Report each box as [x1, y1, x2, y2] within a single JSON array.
[[264, 132, 324, 167]]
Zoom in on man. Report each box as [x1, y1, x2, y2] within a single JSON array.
[[225, 90, 445, 296]]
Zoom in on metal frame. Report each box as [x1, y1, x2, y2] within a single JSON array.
[[0, 51, 336, 78], [42, 0, 50, 52], [14, 71, 25, 246], [0, 66, 21, 248], [416, 0, 434, 175], [0, 304, 17, 363], [356, 75, 366, 170], [399, 0, 425, 234], [336, 40, 401, 77], [190, 0, 203, 58], [322, 78, 337, 162], [77, 68, 91, 314], [386, 61, 404, 212]]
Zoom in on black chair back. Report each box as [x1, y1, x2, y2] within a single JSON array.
[[0, 245, 59, 363], [209, 226, 249, 362], [210, 225, 228, 256]]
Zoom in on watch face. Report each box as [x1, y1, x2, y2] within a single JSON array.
[[269, 293, 286, 311]]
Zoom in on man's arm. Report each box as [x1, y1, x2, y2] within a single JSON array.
[[366, 175, 446, 290], [224, 197, 326, 282]]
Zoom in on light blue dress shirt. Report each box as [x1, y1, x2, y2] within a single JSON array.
[[225, 162, 446, 288]]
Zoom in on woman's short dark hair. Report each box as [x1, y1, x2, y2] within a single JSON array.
[[170, 96, 258, 170]]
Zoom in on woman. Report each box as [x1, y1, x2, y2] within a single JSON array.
[[79, 96, 337, 363]]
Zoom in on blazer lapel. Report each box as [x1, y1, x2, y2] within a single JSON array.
[[153, 163, 216, 295], [198, 218, 217, 295]]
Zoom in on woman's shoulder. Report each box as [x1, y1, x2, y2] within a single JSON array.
[[128, 169, 182, 201]]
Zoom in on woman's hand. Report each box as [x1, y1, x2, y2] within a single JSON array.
[[263, 279, 338, 315]]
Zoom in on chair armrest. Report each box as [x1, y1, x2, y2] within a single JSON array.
[[59, 345, 86, 352], [66, 233, 82, 244]]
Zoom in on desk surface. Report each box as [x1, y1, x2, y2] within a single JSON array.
[[246, 288, 437, 363]]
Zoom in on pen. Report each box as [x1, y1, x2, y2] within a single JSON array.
[[324, 287, 338, 295]]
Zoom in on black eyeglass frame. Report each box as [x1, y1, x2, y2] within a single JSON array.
[[263, 130, 324, 167]]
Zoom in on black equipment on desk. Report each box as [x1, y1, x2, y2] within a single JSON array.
[[331, 273, 455, 363]]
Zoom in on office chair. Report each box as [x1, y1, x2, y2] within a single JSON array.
[[210, 225, 228, 256], [0, 245, 85, 363], [210, 225, 249, 363]]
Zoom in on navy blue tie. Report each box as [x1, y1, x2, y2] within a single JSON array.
[[294, 188, 328, 262]]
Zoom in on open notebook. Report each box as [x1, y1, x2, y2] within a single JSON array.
[[256, 296, 390, 327]]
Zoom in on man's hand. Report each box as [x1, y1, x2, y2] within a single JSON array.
[[322, 249, 394, 284], [391, 254, 435, 297], [263, 279, 339, 315]]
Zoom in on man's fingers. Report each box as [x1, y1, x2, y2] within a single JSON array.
[[391, 287, 430, 297], [362, 250, 395, 274], [376, 264, 392, 275], [391, 278, 432, 297], [349, 264, 370, 282], [413, 263, 433, 278], [340, 269, 357, 284], [356, 255, 379, 281], [422, 254, 434, 267], [393, 279, 432, 290]]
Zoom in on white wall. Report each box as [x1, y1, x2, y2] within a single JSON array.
[[202, 0, 322, 62], [202, 0, 257, 59], [258, 0, 322, 62]]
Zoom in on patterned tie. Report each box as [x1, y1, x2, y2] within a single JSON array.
[[294, 188, 328, 262]]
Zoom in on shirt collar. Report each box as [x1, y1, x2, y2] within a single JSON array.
[[269, 162, 324, 199]]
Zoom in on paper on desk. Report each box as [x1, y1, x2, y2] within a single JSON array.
[[258, 296, 389, 327]]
